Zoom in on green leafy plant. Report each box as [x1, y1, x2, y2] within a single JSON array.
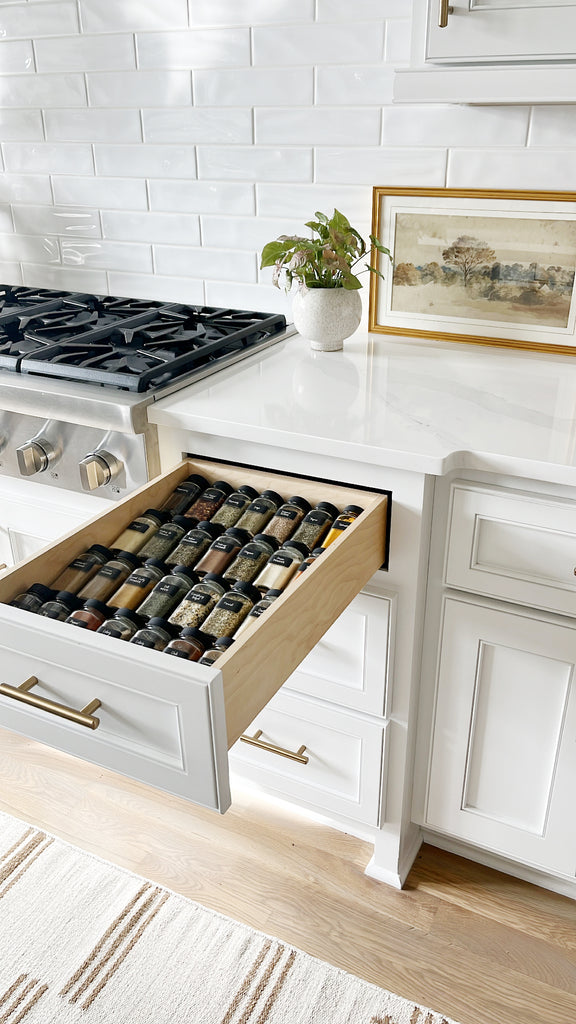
[[260, 208, 391, 291]]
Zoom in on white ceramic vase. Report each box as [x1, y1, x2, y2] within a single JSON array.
[[291, 287, 362, 351]]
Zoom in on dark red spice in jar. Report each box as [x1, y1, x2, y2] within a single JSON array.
[[165, 521, 224, 569], [193, 527, 252, 577], [160, 474, 210, 515], [262, 495, 311, 544], [184, 480, 233, 521], [163, 627, 209, 661], [65, 599, 110, 631]]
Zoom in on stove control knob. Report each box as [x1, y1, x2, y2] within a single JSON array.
[[16, 437, 58, 476], [79, 450, 123, 491]]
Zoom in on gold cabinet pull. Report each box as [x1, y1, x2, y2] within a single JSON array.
[[0, 676, 101, 730], [240, 729, 308, 764], [0, 564, 7, 571], [438, 0, 453, 28]]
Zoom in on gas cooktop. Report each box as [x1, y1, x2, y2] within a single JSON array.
[[0, 286, 287, 393]]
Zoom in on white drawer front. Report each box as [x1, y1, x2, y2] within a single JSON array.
[[284, 591, 393, 716], [446, 483, 576, 616], [230, 691, 386, 826]]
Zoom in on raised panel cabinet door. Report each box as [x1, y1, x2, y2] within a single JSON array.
[[424, 0, 576, 62], [426, 597, 576, 877]]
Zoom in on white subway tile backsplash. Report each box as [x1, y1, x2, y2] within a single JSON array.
[[154, 246, 256, 283], [143, 109, 252, 144], [316, 66, 394, 106], [87, 71, 191, 108], [255, 108, 381, 146], [45, 109, 142, 143], [107, 271, 204, 304], [94, 145, 196, 179], [253, 23, 385, 65], [0, 233, 59, 264], [0, 2, 78, 39], [0, 73, 86, 107], [447, 148, 576, 189], [0, 41, 34, 74], [194, 68, 313, 107], [149, 180, 254, 215], [197, 147, 312, 183], [13, 205, 101, 238], [201, 215, 305, 251], [0, 110, 44, 140], [317, 0, 402, 18], [3, 143, 94, 175], [187, 0, 314, 25], [256, 184, 370, 222], [384, 18, 412, 64], [316, 146, 447, 185], [0, 175, 52, 204], [52, 176, 148, 210], [137, 30, 250, 70], [0, 207, 14, 234], [22, 262, 108, 293], [529, 106, 576, 147], [102, 211, 200, 245], [61, 238, 153, 273], [35, 34, 136, 73], [79, 0, 188, 33], [0, 262, 22, 285], [382, 105, 530, 147]]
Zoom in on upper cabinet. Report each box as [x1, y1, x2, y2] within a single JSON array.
[[394, 0, 576, 104]]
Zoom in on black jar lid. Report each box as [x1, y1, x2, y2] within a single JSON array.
[[171, 565, 200, 584], [201, 573, 229, 589], [82, 599, 110, 616], [213, 636, 235, 651], [22, 583, 55, 602], [260, 489, 283, 506], [230, 580, 261, 604], [195, 521, 225, 539], [282, 540, 310, 558], [112, 607, 145, 627], [341, 504, 364, 516], [142, 558, 169, 572], [223, 527, 253, 546], [87, 544, 113, 560], [236, 484, 259, 500], [316, 501, 339, 519], [211, 480, 233, 495], [312, 547, 326, 556], [286, 495, 312, 514], [185, 473, 210, 489], [147, 617, 179, 637], [55, 590, 84, 610], [141, 508, 169, 523], [115, 551, 142, 569], [252, 533, 280, 551], [263, 588, 283, 598], [179, 626, 210, 644], [171, 515, 192, 528]]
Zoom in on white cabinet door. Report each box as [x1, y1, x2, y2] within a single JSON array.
[[425, 597, 576, 878], [424, 0, 576, 63]]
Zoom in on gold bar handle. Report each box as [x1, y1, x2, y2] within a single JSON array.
[[0, 676, 101, 730], [240, 729, 308, 764], [438, 0, 454, 28]]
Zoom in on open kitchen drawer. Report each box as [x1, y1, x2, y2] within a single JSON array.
[[0, 458, 388, 813]]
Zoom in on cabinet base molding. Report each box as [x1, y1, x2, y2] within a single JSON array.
[[365, 828, 423, 890], [422, 829, 576, 902]]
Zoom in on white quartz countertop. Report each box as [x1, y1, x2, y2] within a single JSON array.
[[148, 331, 576, 486]]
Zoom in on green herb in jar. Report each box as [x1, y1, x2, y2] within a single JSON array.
[[210, 485, 259, 529], [290, 501, 339, 550], [165, 521, 224, 568], [223, 533, 279, 585], [201, 581, 260, 639], [168, 573, 228, 629], [137, 516, 190, 561], [136, 566, 198, 619], [235, 490, 284, 534]]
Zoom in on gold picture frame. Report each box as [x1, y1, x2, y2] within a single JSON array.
[[368, 187, 576, 355]]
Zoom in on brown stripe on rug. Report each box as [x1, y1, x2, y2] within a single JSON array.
[[0, 810, 462, 1024]]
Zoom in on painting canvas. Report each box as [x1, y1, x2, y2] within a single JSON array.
[[369, 188, 576, 354]]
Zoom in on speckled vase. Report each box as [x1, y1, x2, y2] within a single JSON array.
[[292, 287, 362, 351]]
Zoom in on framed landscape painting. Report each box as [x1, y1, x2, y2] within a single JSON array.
[[369, 187, 576, 355]]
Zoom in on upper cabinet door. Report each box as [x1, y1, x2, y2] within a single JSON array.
[[425, 0, 576, 63]]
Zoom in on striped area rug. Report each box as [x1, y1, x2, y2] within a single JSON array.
[[0, 811, 460, 1024]]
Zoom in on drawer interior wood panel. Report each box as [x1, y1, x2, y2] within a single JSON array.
[[0, 458, 388, 812], [445, 482, 576, 616]]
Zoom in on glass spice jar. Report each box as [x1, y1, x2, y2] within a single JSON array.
[[49, 544, 112, 594], [77, 551, 141, 602], [109, 508, 170, 554], [136, 565, 199, 620], [198, 636, 235, 665], [65, 599, 110, 631], [233, 588, 282, 638], [201, 581, 261, 639], [235, 490, 284, 534], [193, 527, 252, 577], [262, 495, 311, 544], [137, 516, 190, 561], [10, 583, 55, 613], [209, 485, 259, 529], [96, 607, 144, 641], [322, 504, 364, 547], [165, 521, 224, 569], [38, 590, 83, 620], [184, 480, 233, 521], [293, 547, 325, 580], [160, 473, 209, 515], [290, 501, 339, 550], [164, 626, 209, 661], [107, 559, 167, 611], [253, 541, 309, 593], [168, 573, 228, 629], [129, 617, 177, 651], [222, 533, 279, 585]]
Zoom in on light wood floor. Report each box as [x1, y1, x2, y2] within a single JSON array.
[[0, 727, 574, 1024]]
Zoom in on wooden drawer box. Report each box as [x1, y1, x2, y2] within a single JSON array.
[[230, 690, 386, 826], [0, 458, 388, 814], [445, 482, 576, 616]]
